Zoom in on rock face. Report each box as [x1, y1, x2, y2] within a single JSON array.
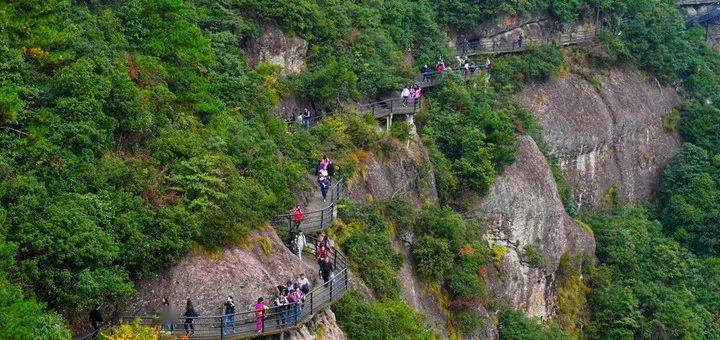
[[467, 136, 595, 320], [123, 227, 344, 336], [515, 65, 681, 209], [287, 309, 345, 340], [246, 24, 308, 76], [346, 134, 439, 207]]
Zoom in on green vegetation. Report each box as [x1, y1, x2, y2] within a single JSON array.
[[583, 207, 720, 338], [498, 309, 573, 340], [333, 290, 432, 340]]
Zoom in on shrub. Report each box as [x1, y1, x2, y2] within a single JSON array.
[[455, 310, 484, 336], [413, 236, 452, 279], [498, 309, 573, 340]]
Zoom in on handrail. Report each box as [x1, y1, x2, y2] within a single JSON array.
[[272, 177, 343, 233], [685, 4, 720, 26], [677, 0, 718, 5], [104, 240, 349, 339]]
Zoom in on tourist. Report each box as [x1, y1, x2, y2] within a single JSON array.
[[320, 256, 334, 283], [316, 245, 328, 265], [470, 61, 478, 74], [320, 155, 330, 170], [485, 58, 492, 70], [255, 297, 268, 333], [161, 298, 173, 332], [89, 306, 102, 339], [411, 85, 422, 110], [421, 64, 431, 82], [294, 230, 307, 260], [326, 160, 335, 177], [517, 32, 524, 48], [290, 287, 305, 305], [302, 108, 311, 128], [319, 175, 331, 203], [319, 232, 331, 249], [223, 295, 236, 335], [285, 280, 295, 294], [296, 274, 310, 294], [292, 205, 304, 228], [183, 299, 197, 336], [273, 292, 288, 326], [401, 86, 410, 107], [461, 37, 470, 55]]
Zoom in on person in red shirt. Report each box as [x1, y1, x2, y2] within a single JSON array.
[[292, 205, 304, 228]]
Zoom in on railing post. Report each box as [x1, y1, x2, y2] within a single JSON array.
[[320, 209, 324, 229], [220, 315, 224, 339], [330, 277, 334, 301], [310, 292, 314, 314]]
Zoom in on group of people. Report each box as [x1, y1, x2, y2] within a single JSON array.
[[400, 84, 422, 108], [316, 155, 335, 202], [291, 108, 313, 128]]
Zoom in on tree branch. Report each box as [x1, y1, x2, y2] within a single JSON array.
[[0, 126, 28, 136]]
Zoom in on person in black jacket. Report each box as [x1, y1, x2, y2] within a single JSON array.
[[183, 299, 198, 336], [320, 256, 334, 283], [223, 296, 236, 335], [89, 307, 103, 339]]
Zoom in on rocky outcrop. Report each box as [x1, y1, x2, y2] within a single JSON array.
[[123, 227, 344, 337], [515, 64, 682, 209], [450, 12, 595, 50], [346, 134, 439, 207], [246, 24, 308, 76], [288, 309, 345, 340], [466, 136, 595, 320]]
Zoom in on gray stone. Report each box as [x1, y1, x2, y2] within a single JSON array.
[[247, 24, 308, 76], [515, 64, 681, 209]]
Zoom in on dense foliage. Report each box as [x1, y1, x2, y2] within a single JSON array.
[[333, 290, 432, 340], [498, 309, 572, 340], [584, 208, 720, 339]]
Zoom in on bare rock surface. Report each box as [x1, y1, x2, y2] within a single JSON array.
[[288, 309, 346, 340], [124, 228, 320, 318], [515, 64, 681, 209], [246, 24, 308, 76], [346, 134, 438, 206], [467, 136, 595, 320]]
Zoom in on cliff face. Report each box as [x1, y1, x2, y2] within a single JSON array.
[[466, 136, 595, 321], [124, 228, 344, 339], [515, 64, 681, 209]]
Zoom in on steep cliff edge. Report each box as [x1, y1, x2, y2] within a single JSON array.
[[515, 64, 681, 209], [465, 136, 595, 321]]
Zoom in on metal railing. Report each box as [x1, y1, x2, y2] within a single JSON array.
[[677, 0, 719, 6], [99, 241, 349, 339], [686, 4, 720, 26], [457, 27, 598, 56], [357, 69, 482, 118], [272, 177, 343, 234]]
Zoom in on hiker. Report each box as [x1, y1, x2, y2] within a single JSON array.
[[320, 155, 330, 170], [294, 230, 307, 260], [183, 299, 197, 336], [290, 287, 305, 305], [319, 232, 331, 249], [435, 61, 445, 73], [485, 58, 492, 70], [320, 256, 334, 283], [296, 274, 310, 294], [89, 307, 103, 339], [421, 64, 431, 82], [401, 86, 410, 107], [302, 108, 311, 128], [326, 160, 335, 177], [223, 296, 236, 335], [273, 292, 289, 326], [161, 298, 173, 332], [601, 16, 609, 29], [319, 175, 331, 203], [411, 85, 422, 110], [316, 245, 328, 265], [292, 205, 304, 228], [255, 297, 268, 333], [470, 61, 478, 74], [285, 280, 295, 294], [517, 33, 524, 48], [462, 61, 470, 79]]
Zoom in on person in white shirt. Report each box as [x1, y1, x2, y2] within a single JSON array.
[[401, 86, 410, 107], [296, 273, 310, 294], [294, 232, 306, 260]]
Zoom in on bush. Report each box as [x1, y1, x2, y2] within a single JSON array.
[[413, 236, 452, 279], [455, 310, 484, 336], [389, 120, 411, 141], [334, 290, 432, 340], [498, 309, 573, 340]]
